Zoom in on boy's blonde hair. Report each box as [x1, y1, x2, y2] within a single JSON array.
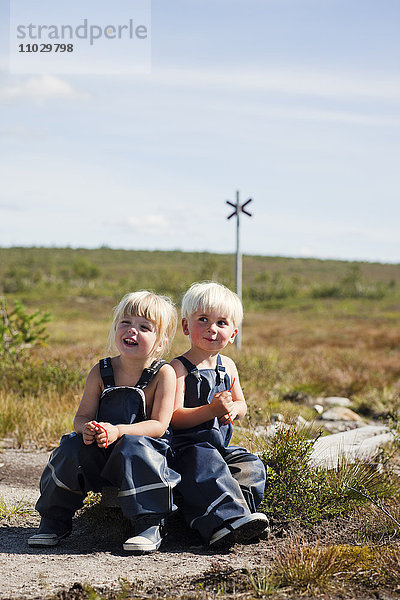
[[109, 290, 177, 358], [181, 281, 243, 327]]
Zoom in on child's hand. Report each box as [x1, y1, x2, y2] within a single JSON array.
[[209, 391, 234, 418], [93, 421, 120, 448], [218, 402, 238, 426], [82, 421, 97, 445]]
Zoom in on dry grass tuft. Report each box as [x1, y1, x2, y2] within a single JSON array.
[[248, 539, 400, 596], [272, 538, 352, 593], [354, 502, 400, 542], [0, 389, 75, 448]]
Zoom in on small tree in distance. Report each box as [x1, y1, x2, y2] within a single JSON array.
[[0, 297, 51, 358]]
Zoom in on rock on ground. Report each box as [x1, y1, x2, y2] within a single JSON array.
[[310, 425, 394, 469]]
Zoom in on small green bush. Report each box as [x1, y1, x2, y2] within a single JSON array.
[[259, 423, 397, 524], [260, 424, 328, 522], [0, 297, 51, 357], [72, 257, 101, 280]]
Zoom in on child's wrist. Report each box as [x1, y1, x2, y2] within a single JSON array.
[[207, 405, 217, 419]]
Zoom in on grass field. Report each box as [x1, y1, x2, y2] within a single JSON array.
[[1, 246, 400, 444]]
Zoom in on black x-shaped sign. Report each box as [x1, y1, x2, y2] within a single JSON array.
[[226, 198, 253, 220]]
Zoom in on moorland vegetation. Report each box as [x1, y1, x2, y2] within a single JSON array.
[[1, 246, 399, 598]]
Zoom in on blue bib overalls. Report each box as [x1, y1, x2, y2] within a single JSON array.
[[171, 355, 266, 543], [36, 358, 181, 522]]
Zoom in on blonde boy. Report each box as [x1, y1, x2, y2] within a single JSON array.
[[171, 282, 267, 548]]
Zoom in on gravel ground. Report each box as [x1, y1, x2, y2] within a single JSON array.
[[0, 448, 273, 600]]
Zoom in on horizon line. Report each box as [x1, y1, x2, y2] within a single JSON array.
[[0, 244, 399, 267]]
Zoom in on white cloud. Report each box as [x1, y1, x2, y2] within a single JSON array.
[[0, 75, 88, 103], [127, 214, 172, 236]]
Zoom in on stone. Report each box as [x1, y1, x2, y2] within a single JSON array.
[[323, 396, 352, 408], [321, 406, 362, 422], [310, 425, 395, 469], [322, 421, 364, 434]]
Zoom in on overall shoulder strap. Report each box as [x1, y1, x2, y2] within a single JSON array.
[[215, 354, 226, 386], [175, 355, 202, 382], [135, 359, 167, 390], [99, 357, 115, 388]]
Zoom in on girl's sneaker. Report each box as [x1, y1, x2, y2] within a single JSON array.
[[28, 517, 72, 547], [123, 515, 165, 553], [209, 512, 269, 548]]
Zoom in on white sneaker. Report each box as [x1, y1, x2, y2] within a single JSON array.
[[209, 512, 269, 548], [123, 525, 162, 553], [123, 517, 164, 553]]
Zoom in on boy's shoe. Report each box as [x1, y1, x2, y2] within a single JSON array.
[[28, 517, 72, 547], [123, 515, 165, 553], [209, 512, 269, 549]]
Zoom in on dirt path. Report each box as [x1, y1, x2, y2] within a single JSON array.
[[0, 448, 273, 600]]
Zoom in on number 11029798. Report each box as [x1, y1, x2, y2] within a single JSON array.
[[18, 43, 74, 52]]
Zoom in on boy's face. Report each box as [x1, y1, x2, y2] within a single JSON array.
[[182, 309, 238, 351]]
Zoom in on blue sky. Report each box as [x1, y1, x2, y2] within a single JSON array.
[[1, 0, 399, 262]]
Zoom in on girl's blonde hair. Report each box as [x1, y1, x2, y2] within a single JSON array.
[[109, 290, 177, 358], [181, 281, 243, 327]]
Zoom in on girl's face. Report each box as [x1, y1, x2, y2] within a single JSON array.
[[115, 313, 161, 358], [182, 309, 237, 352]]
